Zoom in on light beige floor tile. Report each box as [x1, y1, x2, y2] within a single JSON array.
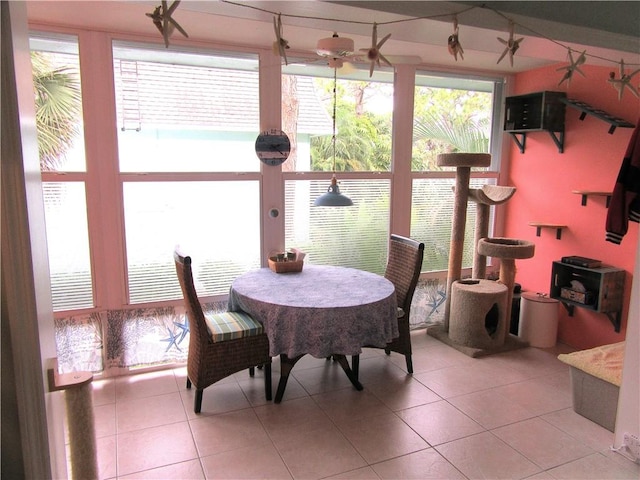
[[413, 361, 516, 398], [236, 373, 279, 407], [397, 343, 474, 374], [478, 346, 569, 379], [435, 431, 541, 479], [354, 354, 413, 383], [493, 376, 572, 416], [255, 372, 310, 404], [312, 388, 392, 424], [116, 391, 186, 433], [291, 361, 359, 395], [541, 408, 615, 452], [96, 434, 117, 480], [372, 447, 466, 479], [325, 466, 381, 479], [492, 417, 595, 469], [180, 381, 252, 419], [254, 396, 334, 444], [601, 448, 640, 474], [116, 422, 198, 476], [408, 329, 441, 350], [118, 459, 205, 479], [190, 408, 271, 458], [274, 422, 366, 480], [115, 370, 179, 402], [396, 400, 484, 446], [337, 412, 429, 463], [92, 378, 116, 406], [546, 451, 640, 479], [367, 374, 442, 411], [200, 443, 292, 479], [94, 402, 116, 438], [448, 388, 536, 429]]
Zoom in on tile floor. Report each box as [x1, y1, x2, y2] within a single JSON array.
[[80, 331, 639, 479]]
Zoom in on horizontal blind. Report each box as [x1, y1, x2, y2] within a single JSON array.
[[285, 179, 390, 275], [411, 178, 494, 272], [123, 181, 260, 304], [42, 182, 94, 310]]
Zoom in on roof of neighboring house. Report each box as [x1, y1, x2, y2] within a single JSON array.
[[115, 59, 332, 136]]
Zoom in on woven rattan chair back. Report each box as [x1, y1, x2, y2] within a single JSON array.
[[174, 250, 271, 412], [385, 234, 425, 319], [352, 234, 424, 377]]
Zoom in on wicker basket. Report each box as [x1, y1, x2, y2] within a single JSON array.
[[268, 257, 304, 273]]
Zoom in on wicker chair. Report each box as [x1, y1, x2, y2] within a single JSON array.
[[174, 250, 272, 413], [353, 234, 424, 377]]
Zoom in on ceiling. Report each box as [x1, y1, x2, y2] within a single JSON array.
[[25, 1, 640, 74]]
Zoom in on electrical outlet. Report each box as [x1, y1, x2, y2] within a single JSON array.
[[623, 432, 640, 461]]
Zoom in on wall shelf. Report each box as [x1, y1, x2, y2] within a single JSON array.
[[561, 98, 635, 134], [504, 91, 566, 153], [572, 190, 612, 207], [529, 222, 567, 239], [550, 261, 625, 332]]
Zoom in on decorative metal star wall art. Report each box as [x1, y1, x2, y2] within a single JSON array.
[[272, 14, 290, 65], [447, 16, 464, 61], [161, 326, 183, 352], [557, 48, 587, 85], [360, 23, 392, 77], [496, 21, 523, 67], [146, 0, 189, 48], [608, 59, 640, 100]]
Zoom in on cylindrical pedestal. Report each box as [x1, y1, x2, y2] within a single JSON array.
[[449, 279, 509, 349], [48, 364, 97, 480], [518, 292, 559, 347]]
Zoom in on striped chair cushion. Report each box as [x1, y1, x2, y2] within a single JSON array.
[[204, 311, 264, 343]]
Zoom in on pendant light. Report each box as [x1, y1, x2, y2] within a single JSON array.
[[314, 67, 353, 207]]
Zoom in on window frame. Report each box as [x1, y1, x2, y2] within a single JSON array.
[[30, 27, 507, 315]]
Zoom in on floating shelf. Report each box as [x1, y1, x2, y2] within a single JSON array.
[[529, 222, 568, 239], [572, 190, 612, 207], [561, 98, 635, 134]]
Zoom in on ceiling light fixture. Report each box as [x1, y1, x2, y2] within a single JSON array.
[[314, 67, 353, 207]]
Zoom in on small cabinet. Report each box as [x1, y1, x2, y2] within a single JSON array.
[[504, 91, 566, 153], [550, 261, 625, 332]]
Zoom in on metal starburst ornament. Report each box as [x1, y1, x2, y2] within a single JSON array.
[[497, 21, 523, 67], [146, 1, 189, 48]]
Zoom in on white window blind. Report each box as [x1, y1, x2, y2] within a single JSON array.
[[411, 178, 494, 272], [123, 181, 260, 304], [42, 182, 94, 310], [285, 179, 390, 274]]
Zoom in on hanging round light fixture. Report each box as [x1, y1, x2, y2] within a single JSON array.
[[314, 67, 353, 207]]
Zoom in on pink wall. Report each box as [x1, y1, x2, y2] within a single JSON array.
[[503, 63, 640, 349]]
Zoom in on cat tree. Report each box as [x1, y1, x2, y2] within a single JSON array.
[[428, 153, 534, 357]]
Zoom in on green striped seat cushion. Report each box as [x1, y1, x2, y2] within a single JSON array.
[[204, 311, 264, 343]]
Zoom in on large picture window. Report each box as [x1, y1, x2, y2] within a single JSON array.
[[282, 67, 394, 272], [112, 42, 261, 304], [31, 33, 93, 312], [410, 72, 500, 272]]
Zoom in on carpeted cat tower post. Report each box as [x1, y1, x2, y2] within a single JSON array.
[[427, 154, 534, 357], [435, 153, 492, 332]]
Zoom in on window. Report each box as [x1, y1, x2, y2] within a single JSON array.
[[282, 67, 394, 272], [410, 72, 501, 272], [31, 33, 93, 311], [112, 42, 261, 304]]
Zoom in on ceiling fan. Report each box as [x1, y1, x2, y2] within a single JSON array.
[[314, 32, 422, 75]]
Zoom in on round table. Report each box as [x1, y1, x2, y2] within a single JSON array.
[[228, 265, 398, 402]]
